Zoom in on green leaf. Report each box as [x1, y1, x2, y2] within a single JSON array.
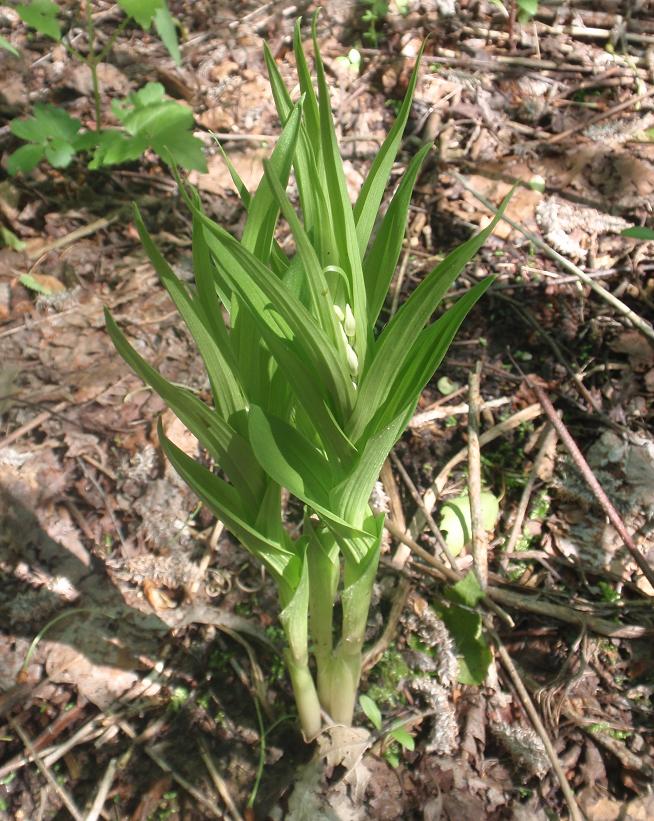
[[90, 131, 148, 167], [7, 143, 45, 175], [440, 490, 500, 557], [622, 226, 654, 241], [241, 101, 303, 263], [151, 128, 207, 172], [105, 309, 264, 505], [44, 136, 75, 168], [447, 571, 485, 608], [363, 142, 431, 323], [10, 104, 81, 144], [153, 3, 181, 66], [359, 694, 382, 730], [117, 0, 163, 28], [311, 19, 368, 366], [0, 226, 26, 251], [369, 278, 494, 437], [121, 101, 192, 138], [247, 405, 367, 542], [516, 0, 538, 17], [439, 572, 492, 685], [199, 218, 354, 424], [106, 88, 206, 171], [133, 206, 245, 419], [16, 0, 61, 40], [388, 727, 414, 751], [19, 273, 60, 294], [354, 41, 426, 254], [262, 159, 341, 341], [158, 420, 295, 581], [349, 194, 508, 440], [0, 35, 20, 57]]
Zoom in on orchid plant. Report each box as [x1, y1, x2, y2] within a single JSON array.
[[106, 19, 505, 739]]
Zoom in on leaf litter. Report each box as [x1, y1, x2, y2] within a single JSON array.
[[1, 1, 654, 819]]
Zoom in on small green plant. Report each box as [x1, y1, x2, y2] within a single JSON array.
[[6, 1, 205, 175], [106, 18, 505, 739], [516, 0, 539, 20], [359, 693, 415, 764], [361, 0, 389, 47]]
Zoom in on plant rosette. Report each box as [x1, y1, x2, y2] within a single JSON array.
[[106, 17, 506, 739]]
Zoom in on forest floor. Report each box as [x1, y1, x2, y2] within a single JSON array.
[[1, 1, 654, 819]]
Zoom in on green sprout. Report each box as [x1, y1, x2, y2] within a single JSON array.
[[105, 17, 504, 739]]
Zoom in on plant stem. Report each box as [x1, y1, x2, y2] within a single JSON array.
[[314, 525, 382, 725], [85, 1, 102, 130], [306, 520, 339, 708], [285, 654, 322, 739]]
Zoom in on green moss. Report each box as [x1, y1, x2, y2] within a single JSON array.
[[365, 647, 410, 709]]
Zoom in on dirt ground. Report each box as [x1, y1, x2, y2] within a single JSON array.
[[1, 1, 654, 819]]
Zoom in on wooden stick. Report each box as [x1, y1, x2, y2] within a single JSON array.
[[468, 363, 488, 590], [452, 173, 654, 344], [531, 383, 654, 592]]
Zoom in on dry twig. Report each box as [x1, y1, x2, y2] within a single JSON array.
[[530, 382, 654, 591], [489, 631, 585, 821], [409, 403, 544, 539], [453, 173, 654, 344], [468, 363, 488, 590], [9, 717, 85, 821]]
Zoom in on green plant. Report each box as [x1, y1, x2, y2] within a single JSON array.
[[359, 692, 415, 763], [622, 226, 654, 241], [361, 1, 389, 47], [106, 18, 504, 739], [6, 1, 202, 175], [8, 85, 205, 175]]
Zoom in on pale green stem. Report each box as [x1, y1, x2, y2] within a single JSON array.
[[315, 523, 382, 725], [285, 652, 322, 740], [306, 520, 339, 709]]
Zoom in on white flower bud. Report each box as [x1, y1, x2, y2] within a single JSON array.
[[346, 343, 359, 375], [333, 304, 345, 322], [344, 303, 356, 338], [340, 324, 349, 348]]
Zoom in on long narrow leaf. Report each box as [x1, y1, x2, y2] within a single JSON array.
[[363, 142, 431, 323], [354, 41, 426, 254], [262, 159, 343, 346], [199, 218, 354, 420], [159, 421, 295, 581], [311, 19, 368, 367], [105, 309, 264, 505], [349, 196, 509, 439], [133, 206, 247, 421], [368, 278, 495, 438]]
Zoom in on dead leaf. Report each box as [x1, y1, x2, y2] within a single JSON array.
[[199, 108, 235, 131], [609, 331, 654, 372], [578, 787, 621, 821], [621, 793, 654, 821], [189, 148, 267, 196], [317, 725, 372, 774]]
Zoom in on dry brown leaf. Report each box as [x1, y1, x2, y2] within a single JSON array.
[[317, 725, 372, 774]]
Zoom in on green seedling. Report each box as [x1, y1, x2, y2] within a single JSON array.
[[106, 17, 504, 738], [359, 693, 415, 764], [7, 1, 194, 175]]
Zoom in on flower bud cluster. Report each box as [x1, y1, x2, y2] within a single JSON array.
[[334, 303, 358, 383]]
